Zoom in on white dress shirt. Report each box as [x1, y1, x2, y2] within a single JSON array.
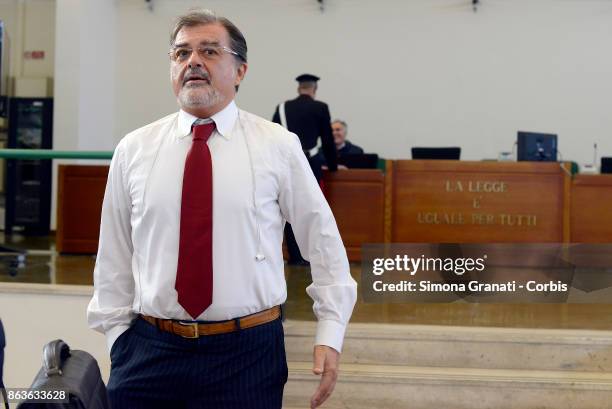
[[87, 101, 357, 353]]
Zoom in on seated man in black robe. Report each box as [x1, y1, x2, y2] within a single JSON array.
[[315, 119, 364, 169]]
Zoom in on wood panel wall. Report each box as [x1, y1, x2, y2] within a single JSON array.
[[56, 162, 612, 258], [322, 169, 385, 261], [391, 161, 571, 243], [570, 175, 612, 243], [56, 165, 108, 253]]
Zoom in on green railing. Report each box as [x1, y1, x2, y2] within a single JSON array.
[[0, 149, 114, 160]]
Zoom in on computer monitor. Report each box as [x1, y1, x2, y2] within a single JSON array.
[[601, 157, 612, 174], [411, 147, 461, 160], [517, 131, 557, 162], [338, 153, 379, 169]]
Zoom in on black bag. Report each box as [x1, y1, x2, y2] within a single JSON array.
[[16, 339, 109, 409], [0, 319, 7, 409], [0, 319, 5, 382]]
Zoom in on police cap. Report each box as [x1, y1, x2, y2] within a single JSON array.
[[295, 73, 320, 83]]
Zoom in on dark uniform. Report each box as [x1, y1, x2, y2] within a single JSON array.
[[315, 140, 365, 167], [338, 141, 364, 158], [272, 98, 337, 180], [272, 74, 337, 264]]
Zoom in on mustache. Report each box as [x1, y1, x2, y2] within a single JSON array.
[[183, 68, 211, 85]]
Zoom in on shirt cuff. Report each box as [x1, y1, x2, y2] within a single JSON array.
[[105, 324, 131, 353], [314, 319, 348, 353]]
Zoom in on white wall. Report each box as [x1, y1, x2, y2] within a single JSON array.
[[53, 0, 116, 148], [49, 0, 612, 230], [76, 0, 116, 151], [0, 0, 55, 88], [1, 0, 606, 229], [102, 0, 612, 164], [20, 0, 54, 79], [51, 0, 115, 229]]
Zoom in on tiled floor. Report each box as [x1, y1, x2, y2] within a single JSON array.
[[2, 232, 612, 330]]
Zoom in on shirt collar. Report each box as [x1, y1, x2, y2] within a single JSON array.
[[176, 100, 238, 140]]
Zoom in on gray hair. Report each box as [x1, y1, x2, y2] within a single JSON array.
[[332, 119, 348, 130], [170, 9, 247, 63]]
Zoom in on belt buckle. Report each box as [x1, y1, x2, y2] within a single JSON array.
[[177, 321, 199, 338]]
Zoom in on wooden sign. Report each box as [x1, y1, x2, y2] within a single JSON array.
[[391, 161, 571, 243]]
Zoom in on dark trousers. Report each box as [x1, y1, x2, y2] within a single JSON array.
[[108, 317, 287, 409]]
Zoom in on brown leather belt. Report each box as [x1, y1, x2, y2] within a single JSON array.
[[140, 306, 281, 338]]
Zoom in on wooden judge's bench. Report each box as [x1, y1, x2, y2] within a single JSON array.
[[56, 161, 612, 259]]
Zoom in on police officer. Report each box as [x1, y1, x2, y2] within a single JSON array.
[[273, 74, 337, 265]]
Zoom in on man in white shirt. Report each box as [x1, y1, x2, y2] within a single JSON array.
[[87, 9, 356, 409]]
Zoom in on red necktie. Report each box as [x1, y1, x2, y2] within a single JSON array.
[[176, 121, 215, 319]]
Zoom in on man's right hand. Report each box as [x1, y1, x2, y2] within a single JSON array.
[[310, 345, 340, 408]]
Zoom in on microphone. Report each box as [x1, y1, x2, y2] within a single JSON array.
[[255, 254, 266, 262]]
